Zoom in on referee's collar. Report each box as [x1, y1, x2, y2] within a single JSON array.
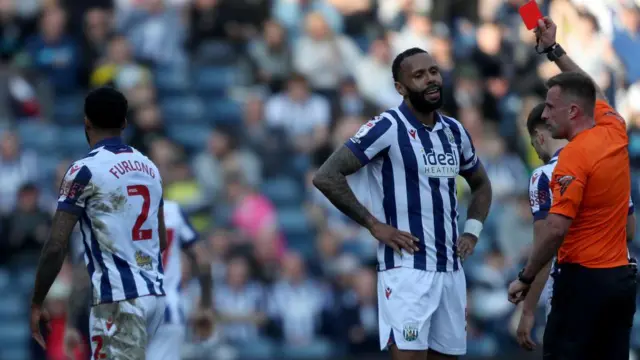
[[92, 136, 124, 150], [399, 101, 443, 131]]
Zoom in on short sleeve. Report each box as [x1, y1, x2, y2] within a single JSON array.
[[529, 169, 552, 221], [549, 149, 588, 219], [459, 126, 479, 175], [345, 115, 395, 165], [57, 163, 94, 216], [629, 197, 635, 215], [178, 208, 199, 249], [594, 100, 627, 133]]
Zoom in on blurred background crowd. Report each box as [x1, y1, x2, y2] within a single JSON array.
[[0, 0, 639, 359]]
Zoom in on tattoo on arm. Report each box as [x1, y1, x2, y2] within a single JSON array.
[[185, 246, 213, 307], [554, 52, 607, 101], [312, 145, 378, 229], [32, 211, 80, 306], [462, 163, 492, 223]]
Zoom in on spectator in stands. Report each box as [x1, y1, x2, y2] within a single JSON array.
[[332, 76, 378, 119], [215, 254, 274, 359], [0, 0, 36, 62], [192, 126, 262, 202], [90, 33, 150, 91], [389, 11, 433, 56], [267, 251, 335, 358], [273, 0, 343, 39], [0, 183, 50, 263], [117, 0, 186, 66], [248, 20, 292, 93], [612, 1, 640, 84], [293, 11, 360, 95], [354, 36, 402, 109], [22, 6, 81, 94], [0, 130, 39, 214], [186, 0, 232, 55], [80, 7, 112, 87], [265, 73, 330, 155], [224, 171, 286, 259], [127, 101, 166, 156]]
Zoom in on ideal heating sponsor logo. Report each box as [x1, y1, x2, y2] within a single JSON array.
[[420, 148, 460, 178]]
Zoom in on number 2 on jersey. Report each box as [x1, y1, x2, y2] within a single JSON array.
[[127, 185, 152, 241]]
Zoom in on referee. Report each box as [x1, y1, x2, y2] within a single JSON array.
[[508, 17, 637, 360]]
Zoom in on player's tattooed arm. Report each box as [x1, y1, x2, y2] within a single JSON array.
[[31, 211, 80, 306], [461, 162, 492, 222], [312, 145, 378, 230], [184, 245, 213, 308]]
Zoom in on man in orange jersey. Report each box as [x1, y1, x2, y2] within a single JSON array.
[[508, 17, 637, 360]]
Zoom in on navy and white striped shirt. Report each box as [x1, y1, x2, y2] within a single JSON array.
[[345, 102, 479, 272]]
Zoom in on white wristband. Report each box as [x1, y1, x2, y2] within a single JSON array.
[[463, 219, 483, 239]]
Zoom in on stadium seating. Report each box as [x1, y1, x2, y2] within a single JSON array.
[[159, 95, 205, 124], [153, 66, 191, 96], [17, 121, 58, 153], [261, 176, 303, 207], [193, 66, 238, 96], [167, 123, 211, 153], [52, 93, 85, 125], [203, 97, 243, 127], [57, 125, 89, 156]]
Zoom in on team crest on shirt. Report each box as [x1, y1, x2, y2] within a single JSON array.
[[444, 127, 456, 144], [555, 175, 575, 196], [403, 321, 419, 342]]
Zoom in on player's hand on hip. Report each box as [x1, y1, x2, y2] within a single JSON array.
[[30, 304, 50, 349], [193, 308, 215, 339], [456, 233, 478, 261], [535, 16, 557, 49], [516, 311, 537, 351], [508, 279, 530, 304], [369, 222, 419, 255]]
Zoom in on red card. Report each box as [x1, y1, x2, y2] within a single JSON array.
[[519, 1, 544, 30]]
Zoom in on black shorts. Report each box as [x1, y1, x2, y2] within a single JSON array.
[[543, 263, 637, 360]]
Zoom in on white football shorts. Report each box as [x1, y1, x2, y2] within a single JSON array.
[[378, 267, 467, 355], [89, 295, 166, 360]]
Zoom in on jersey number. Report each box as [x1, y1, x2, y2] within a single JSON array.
[[127, 185, 152, 241], [91, 335, 106, 359], [162, 229, 175, 268]]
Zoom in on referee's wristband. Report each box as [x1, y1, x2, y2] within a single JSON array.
[[463, 219, 483, 239]]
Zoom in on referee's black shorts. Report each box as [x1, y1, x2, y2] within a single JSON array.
[[543, 263, 637, 360]]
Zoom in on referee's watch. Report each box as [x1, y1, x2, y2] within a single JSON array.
[[518, 268, 535, 286], [545, 43, 566, 62]]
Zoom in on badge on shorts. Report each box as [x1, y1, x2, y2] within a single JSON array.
[[403, 321, 419, 342]]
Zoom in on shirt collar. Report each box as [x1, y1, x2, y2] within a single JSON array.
[[549, 147, 563, 164], [92, 137, 124, 150], [398, 101, 443, 131]]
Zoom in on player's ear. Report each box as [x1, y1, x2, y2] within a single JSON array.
[[122, 118, 127, 130], [83, 117, 91, 130], [394, 81, 406, 97]]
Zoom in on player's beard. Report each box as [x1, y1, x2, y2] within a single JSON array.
[[407, 86, 443, 114]]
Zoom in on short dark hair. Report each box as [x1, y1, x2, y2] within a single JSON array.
[[392, 47, 428, 82], [546, 72, 596, 116], [84, 86, 128, 129], [526, 103, 547, 134]]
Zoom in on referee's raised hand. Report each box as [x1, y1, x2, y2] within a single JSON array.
[[369, 222, 420, 255], [535, 16, 557, 49]]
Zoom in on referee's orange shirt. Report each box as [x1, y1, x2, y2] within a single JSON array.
[[549, 100, 631, 268]]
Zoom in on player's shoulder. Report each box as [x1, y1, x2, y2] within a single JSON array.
[[530, 164, 552, 187]]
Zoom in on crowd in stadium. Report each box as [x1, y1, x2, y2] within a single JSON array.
[[0, 0, 639, 359]]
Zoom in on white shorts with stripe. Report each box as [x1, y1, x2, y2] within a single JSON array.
[[89, 295, 166, 360], [377, 267, 467, 355]]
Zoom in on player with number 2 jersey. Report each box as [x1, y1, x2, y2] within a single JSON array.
[[30, 87, 167, 360]]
